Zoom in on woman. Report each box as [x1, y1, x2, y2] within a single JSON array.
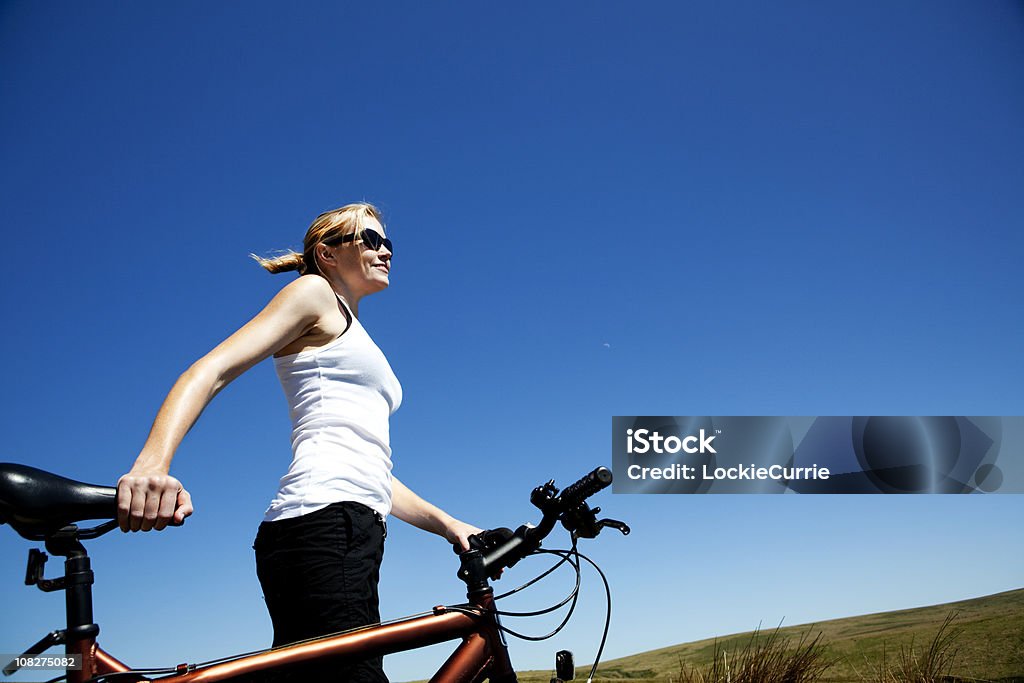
[[116, 202, 480, 683]]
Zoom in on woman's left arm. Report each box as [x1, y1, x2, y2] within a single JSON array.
[[390, 477, 482, 551]]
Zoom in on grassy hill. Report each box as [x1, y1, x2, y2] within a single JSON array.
[[514, 588, 1024, 683]]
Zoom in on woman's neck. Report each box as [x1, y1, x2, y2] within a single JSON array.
[[325, 276, 361, 318]]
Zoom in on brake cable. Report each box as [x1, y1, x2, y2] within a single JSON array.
[[494, 548, 580, 617], [488, 539, 613, 683], [87, 669, 181, 682], [577, 548, 613, 683], [494, 535, 579, 601], [492, 549, 582, 642]]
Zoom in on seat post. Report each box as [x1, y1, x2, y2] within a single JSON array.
[[44, 529, 100, 642]]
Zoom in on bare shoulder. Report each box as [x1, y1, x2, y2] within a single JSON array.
[[270, 274, 336, 317]]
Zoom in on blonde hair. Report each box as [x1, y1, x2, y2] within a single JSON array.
[[252, 202, 384, 276]]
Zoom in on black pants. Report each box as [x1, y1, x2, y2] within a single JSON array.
[[254, 501, 387, 683]]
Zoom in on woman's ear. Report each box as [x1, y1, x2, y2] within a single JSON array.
[[316, 243, 335, 268]]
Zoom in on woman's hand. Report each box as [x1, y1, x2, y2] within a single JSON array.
[[116, 469, 194, 532], [444, 519, 485, 553]]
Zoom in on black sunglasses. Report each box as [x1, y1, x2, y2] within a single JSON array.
[[325, 228, 393, 254]]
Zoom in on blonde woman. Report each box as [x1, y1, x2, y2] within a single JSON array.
[[117, 203, 480, 682]]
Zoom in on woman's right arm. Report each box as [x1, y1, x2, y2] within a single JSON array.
[[117, 275, 335, 532]]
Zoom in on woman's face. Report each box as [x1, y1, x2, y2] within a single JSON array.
[[328, 217, 392, 296]]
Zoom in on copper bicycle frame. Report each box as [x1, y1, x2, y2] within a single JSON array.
[[67, 588, 515, 683]]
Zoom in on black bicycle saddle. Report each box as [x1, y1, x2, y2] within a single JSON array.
[[0, 463, 117, 540]]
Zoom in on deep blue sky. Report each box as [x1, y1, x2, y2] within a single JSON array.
[[1, 3, 1022, 681]]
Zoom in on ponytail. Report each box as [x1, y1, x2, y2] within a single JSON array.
[[249, 251, 310, 275]]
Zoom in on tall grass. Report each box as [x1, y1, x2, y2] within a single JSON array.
[[869, 613, 964, 683], [676, 614, 968, 683], [677, 627, 834, 683]]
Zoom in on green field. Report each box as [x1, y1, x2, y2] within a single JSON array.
[[515, 588, 1024, 683]]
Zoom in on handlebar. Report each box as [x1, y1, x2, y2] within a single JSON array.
[[458, 467, 628, 587], [557, 467, 613, 509]]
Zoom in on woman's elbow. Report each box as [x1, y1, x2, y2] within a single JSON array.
[[183, 358, 230, 397]]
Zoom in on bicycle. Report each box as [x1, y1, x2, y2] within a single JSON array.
[[0, 463, 629, 683]]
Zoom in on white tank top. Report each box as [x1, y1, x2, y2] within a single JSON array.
[[263, 298, 402, 521]]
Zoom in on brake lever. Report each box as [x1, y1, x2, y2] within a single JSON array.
[[561, 504, 602, 539], [597, 518, 630, 536], [563, 506, 632, 539]]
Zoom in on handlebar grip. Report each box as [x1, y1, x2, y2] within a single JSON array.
[[467, 527, 514, 553], [558, 467, 612, 508]]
